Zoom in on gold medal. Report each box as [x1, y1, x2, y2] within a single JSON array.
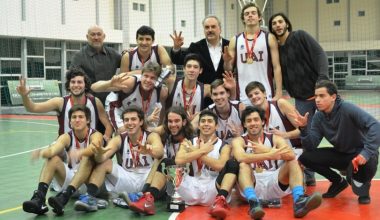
[[247, 57, 253, 64]]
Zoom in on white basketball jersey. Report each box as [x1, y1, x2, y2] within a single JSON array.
[[119, 131, 154, 172], [208, 100, 242, 144], [168, 78, 204, 114], [235, 31, 274, 105], [129, 44, 160, 70], [105, 76, 160, 130], [190, 137, 224, 177], [242, 133, 284, 172], [67, 128, 95, 170]]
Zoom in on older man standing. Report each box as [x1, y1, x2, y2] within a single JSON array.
[[71, 25, 121, 105]]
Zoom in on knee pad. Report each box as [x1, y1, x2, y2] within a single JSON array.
[[225, 158, 240, 175]]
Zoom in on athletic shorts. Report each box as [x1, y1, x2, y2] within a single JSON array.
[[105, 163, 150, 193], [51, 163, 87, 194], [239, 169, 291, 200], [177, 173, 218, 206]]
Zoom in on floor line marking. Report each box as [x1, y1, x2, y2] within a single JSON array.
[[0, 119, 58, 127], [0, 206, 22, 215], [0, 145, 49, 159]]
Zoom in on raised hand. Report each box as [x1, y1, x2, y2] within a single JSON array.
[[110, 72, 131, 90], [147, 107, 161, 125], [289, 110, 309, 128], [199, 135, 217, 154], [222, 46, 233, 63], [137, 142, 153, 155], [267, 127, 288, 139], [16, 76, 31, 96], [170, 30, 184, 50], [30, 149, 42, 162], [222, 71, 236, 91]]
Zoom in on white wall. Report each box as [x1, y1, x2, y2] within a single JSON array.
[[0, 0, 122, 43]]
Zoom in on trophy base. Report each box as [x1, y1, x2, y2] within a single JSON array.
[[167, 200, 186, 212]]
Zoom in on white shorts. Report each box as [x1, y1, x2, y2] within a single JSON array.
[[51, 163, 87, 194], [105, 163, 150, 193], [177, 174, 218, 206], [239, 169, 291, 201]]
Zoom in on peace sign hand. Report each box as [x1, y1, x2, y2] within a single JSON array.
[[170, 30, 184, 50]]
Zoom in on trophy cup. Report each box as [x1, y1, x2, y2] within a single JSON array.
[[164, 164, 188, 212]]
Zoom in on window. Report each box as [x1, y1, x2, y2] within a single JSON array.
[[326, 0, 332, 3], [0, 38, 21, 58], [351, 57, 366, 69], [367, 50, 380, 61], [328, 57, 333, 65], [1, 60, 21, 74], [27, 58, 44, 78], [66, 51, 77, 68], [66, 41, 81, 50], [334, 0, 339, 3], [358, 11, 365, 17], [133, 3, 138, 10], [334, 64, 347, 73], [140, 4, 145, 12], [45, 49, 61, 66], [231, 4, 234, 10], [45, 40, 61, 48], [27, 40, 44, 56], [368, 62, 380, 70], [46, 68, 61, 80], [334, 53, 348, 63], [352, 70, 366, 76], [367, 71, 380, 76], [334, 20, 341, 26], [181, 20, 186, 27]]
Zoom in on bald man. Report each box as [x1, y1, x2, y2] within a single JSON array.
[[70, 25, 121, 105]]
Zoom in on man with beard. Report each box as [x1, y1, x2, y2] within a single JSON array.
[[22, 105, 104, 215], [91, 62, 167, 133], [70, 25, 121, 105], [17, 67, 113, 140], [127, 106, 194, 215], [223, 3, 283, 105], [269, 13, 330, 185], [120, 25, 172, 75], [294, 80, 380, 204]]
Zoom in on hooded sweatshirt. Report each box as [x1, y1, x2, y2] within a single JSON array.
[[300, 97, 380, 160]]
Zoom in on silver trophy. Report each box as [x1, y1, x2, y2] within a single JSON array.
[[154, 65, 175, 88], [163, 164, 189, 212]]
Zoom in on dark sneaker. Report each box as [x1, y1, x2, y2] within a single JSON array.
[[113, 198, 129, 209], [293, 193, 322, 218], [209, 195, 230, 219], [129, 192, 155, 215], [23, 190, 49, 215], [306, 178, 316, 187], [74, 194, 99, 212], [248, 199, 265, 220], [48, 191, 69, 215], [358, 196, 371, 204], [322, 178, 348, 198]]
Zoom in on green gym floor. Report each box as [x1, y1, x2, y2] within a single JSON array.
[[1, 88, 379, 220]]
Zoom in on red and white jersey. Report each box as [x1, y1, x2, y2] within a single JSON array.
[[58, 95, 98, 135], [234, 30, 274, 105], [208, 100, 242, 144], [105, 76, 161, 130], [128, 44, 160, 70], [189, 137, 224, 177], [118, 131, 154, 172], [242, 133, 284, 172], [167, 77, 205, 115], [266, 101, 302, 149], [67, 128, 96, 170]]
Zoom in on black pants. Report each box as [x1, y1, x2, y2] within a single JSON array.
[[299, 148, 378, 184]]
